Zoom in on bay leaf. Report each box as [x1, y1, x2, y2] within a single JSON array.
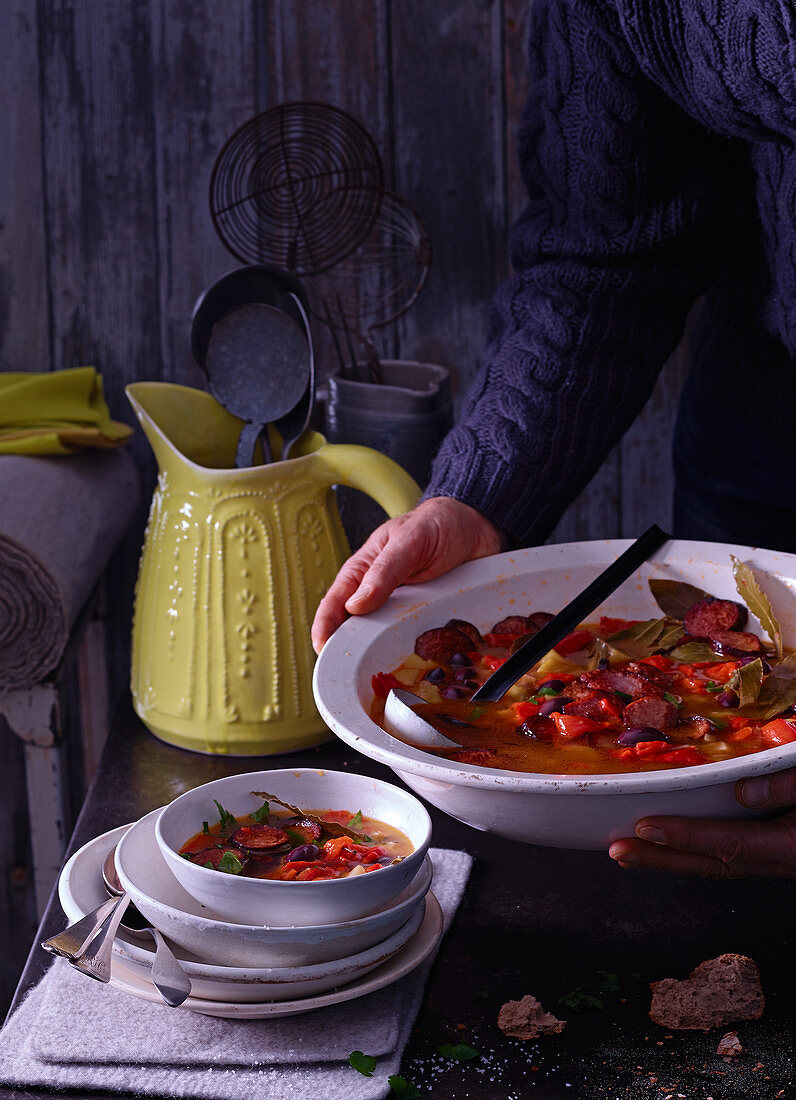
[[249, 790, 371, 844], [751, 653, 796, 722], [509, 632, 535, 655], [731, 556, 783, 660], [668, 641, 720, 663], [725, 658, 764, 708], [606, 617, 684, 659], [585, 637, 613, 670], [656, 621, 686, 651], [607, 618, 666, 646], [648, 578, 710, 620]]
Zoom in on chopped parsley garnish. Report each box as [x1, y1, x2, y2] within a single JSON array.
[[437, 1043, 480, 1063], [388, 1076, 421, 1098], [706, 682, 724, 693], [202, 820, 210, 835], [468, 705, 487, 719], [614, 690, 633, 703], [348, 1050, 376, 1077], [217, 851, 244, 874], [213, 799, 237, 831], [344, 811, 373, 843], [663, 692, 682, 706], [250, 800, 270, 824], [536, 684, 560, 698], [285, 828, 307, 847]]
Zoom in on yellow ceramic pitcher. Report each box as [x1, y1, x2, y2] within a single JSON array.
[[126, 382, 420, 755]]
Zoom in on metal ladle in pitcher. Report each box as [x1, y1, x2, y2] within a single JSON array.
[[191, 265, 313, 466], [205, 303, 310, 467]]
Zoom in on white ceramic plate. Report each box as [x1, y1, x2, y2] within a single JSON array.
[[113, 808, 432, 967], [59, 823, 430, 1001], [101, 893, 442, 1018], [313, 539, 796, 848]]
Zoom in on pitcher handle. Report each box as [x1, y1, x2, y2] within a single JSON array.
[[314, 444, 421, 518]]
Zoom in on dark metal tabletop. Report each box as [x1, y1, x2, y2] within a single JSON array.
[[3, 697, 794, 1099]]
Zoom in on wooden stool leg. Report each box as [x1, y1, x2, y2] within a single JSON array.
[[0, 685, 68, 918]]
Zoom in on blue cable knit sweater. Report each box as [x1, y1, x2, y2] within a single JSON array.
[[423, 0, 796, 545]]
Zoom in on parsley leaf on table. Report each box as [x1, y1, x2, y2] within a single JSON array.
[[348, 1051, 376, 1077], [437, 1043, 480, 1063], [388, 1076, 421, 1098], [559, 987, 604, 1012]]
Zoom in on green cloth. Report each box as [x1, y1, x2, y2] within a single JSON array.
[[0, 367, 132, 455]]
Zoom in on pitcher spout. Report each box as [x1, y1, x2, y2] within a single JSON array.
[[125, 381, 245, 471]]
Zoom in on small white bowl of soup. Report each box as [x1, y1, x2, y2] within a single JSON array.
[[155, 769, 431, 926], [312, 540, 796, 849]]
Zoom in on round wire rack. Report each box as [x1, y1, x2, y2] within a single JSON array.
[[209, 101, 385, 275], [306, 187, 432, 332]]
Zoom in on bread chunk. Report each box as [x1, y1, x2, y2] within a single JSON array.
[[649, 954, 764, 1031], [716, 1031, 743, 1060], [497, 994, 566, 1039]]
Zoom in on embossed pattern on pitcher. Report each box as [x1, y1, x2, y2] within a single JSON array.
[[126, 382, 418, 756]]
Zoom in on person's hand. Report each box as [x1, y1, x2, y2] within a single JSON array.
[[311, 496, 505, 654], [608, 769, 796, 878]]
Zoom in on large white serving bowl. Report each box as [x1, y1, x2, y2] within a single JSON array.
[[313, 539, 796, 850], [155, 769, 432, 926], [115, 808, 433, 967]]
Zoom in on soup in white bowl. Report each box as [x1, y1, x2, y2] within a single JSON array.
[[313, 540, 796, 849], [156, 769, 432, 925]]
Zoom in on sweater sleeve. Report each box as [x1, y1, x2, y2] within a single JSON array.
[[422, 0, 750, 546]]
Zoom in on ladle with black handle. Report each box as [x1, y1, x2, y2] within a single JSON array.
[[383, 525, 669, 746]]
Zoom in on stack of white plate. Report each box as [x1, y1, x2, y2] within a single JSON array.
[[58, 808, 441, 1019]]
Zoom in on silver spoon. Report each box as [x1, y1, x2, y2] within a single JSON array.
[[69, 894, 133, 983], [41, 895, 124, 961], [102, 847, 192, 1008]]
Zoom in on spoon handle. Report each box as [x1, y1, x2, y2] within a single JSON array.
[[68, 894, 132, 983], [150, 928, 192, 1008], [41, 896, 121, 961], [472, 525, 669, 702]]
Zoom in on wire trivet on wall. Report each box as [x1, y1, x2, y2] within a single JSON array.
[[209, 100, 431, 381]]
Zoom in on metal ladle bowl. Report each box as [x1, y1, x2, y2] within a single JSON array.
[[383, 688, 463, 749], [191, 265, 314, 467], [205, 303, 309, 466]]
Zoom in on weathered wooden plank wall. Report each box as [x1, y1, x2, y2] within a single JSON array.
[[0, 0, 688, 1011], [1, 0, 687, 560]]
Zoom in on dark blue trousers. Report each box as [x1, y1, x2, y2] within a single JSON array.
[[672, 374, 796, 553]]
